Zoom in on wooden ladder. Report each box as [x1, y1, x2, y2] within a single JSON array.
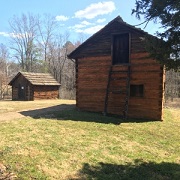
[[104, 65, 131, 119]]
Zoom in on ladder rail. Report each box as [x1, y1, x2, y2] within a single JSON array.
[[123, 65, 131, 119], [104, 66, 112, 115], [104, 65, 131, 119]]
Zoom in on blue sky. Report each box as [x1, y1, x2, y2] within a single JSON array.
[[0, 0, 161, 45]]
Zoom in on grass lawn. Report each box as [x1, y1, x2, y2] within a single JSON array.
[[0, 99, 75, 114], [0, 101, 179, 179]]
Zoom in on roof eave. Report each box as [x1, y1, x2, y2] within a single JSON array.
[[8, 72, 21, 85]]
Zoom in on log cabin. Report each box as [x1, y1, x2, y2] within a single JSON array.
[[68, 16, 165, 120], [9, 72, 60, 100]]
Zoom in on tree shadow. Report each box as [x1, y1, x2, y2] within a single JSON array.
[[20, 105, 158, 125], [70, 159, 180, 180]]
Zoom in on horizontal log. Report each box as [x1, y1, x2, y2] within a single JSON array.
[[78, 87, 106, 92], [77, 69, 105, 74], [130, 52, 150, 59], [130, 65, 162, 71], [144, 91, 164, 98], [78, 104, 104, 110], [130, 80, 163, 86], [131, 59, 158, 65], [129, 97, 162, 104], [131, 74, 163, 80], [78, 97, 105, 103], [128, 110, 162, 120]]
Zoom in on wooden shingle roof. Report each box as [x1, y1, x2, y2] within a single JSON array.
[[9, 72, 60, 86]]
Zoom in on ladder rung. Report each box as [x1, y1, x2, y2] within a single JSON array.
[[110, 70, 128, 73]]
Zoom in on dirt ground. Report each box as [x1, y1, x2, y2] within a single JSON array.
[[0, 99, 76, 122]]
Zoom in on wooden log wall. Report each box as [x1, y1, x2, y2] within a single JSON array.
[[77, 56, 110, 112], [12, 86, 18, 100], [76, 53, 164, 120], [128, 52, 164, 120], [11, 74, 59, 100], [33, 86, 59, 100], [25, 84, 34, 100], [11, 74, 27, 100], [72, 19, 165, 120]]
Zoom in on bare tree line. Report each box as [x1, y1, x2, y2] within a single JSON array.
[[0, 13, 81, 99], [0, 13, 179, 101], [0, 44, 20, 99], [165, 70, 180, 102]]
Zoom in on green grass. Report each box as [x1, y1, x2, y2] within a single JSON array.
[[0, 106, 179, 179]]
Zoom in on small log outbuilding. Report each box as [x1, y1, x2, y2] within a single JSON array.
[[9, 72, 60, 101], [68, 16, 165, 120]]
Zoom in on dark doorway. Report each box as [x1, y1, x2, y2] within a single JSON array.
[[112, 33, 130, 65], [18, 84, 25, 100]]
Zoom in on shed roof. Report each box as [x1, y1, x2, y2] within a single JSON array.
[[9, 72, 60, 86], [68, 16, 151, 59]]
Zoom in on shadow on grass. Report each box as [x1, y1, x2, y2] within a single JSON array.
[[70, 159, 180, 180], [20, 105, 157, 125]]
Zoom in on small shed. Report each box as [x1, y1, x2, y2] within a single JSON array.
[[68, 16, 165, 120], [9, 72, 60, 101]]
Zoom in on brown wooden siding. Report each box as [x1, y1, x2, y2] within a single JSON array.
[[12, 86, 18, 100], [11, 74, 59, 101], [11, 75, 29, 100], [33, 86, 59, 100], [76, 52, 164, 120]]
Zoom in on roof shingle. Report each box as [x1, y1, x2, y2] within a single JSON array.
[[9, 72, 60, 86]]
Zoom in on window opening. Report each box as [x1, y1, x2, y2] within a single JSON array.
[[130, 84, 144, 97]]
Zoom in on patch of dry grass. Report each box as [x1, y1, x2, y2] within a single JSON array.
[[0, 99, 75, 114]]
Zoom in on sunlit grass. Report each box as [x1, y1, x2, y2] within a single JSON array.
[[0, 103, 179, 179], [0, 99, 75, 114]]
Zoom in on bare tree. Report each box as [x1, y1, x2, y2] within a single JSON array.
[[8, 13, 81, 99], [37, 14, 58, 69], [9, 13, 39, 72], [46, 32, 69, 81], [45, 32, 77, 99], [0, 44, 10, 99], [165, 70, 180, 102]]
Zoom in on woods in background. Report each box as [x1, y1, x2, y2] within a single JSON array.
[[0, 13, 81, 100], [0, 12, 179, 101]]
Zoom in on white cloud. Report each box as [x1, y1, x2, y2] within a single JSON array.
[[69, 20, 92, 31], [60, 24, 65, 27], [75, 1, 115, 19], [81, 20, 92, 26], [75, 25, 104, 35], [0, 31, 33, 39], [55, 15, 69, 21], [0, 32, 18, 38], [0, 32, 10, 37], [97, 18, 106, 23], [73, 24, 86, 29], [84, 25, 104, 34]]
